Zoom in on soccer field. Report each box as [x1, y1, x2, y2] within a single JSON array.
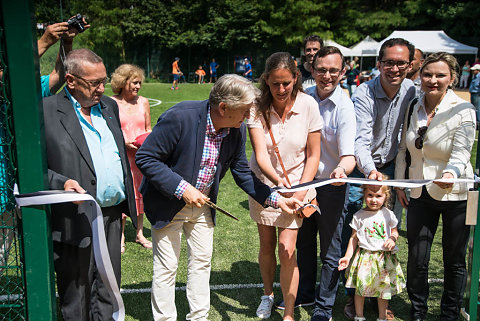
[[103, 82, 471, 321]]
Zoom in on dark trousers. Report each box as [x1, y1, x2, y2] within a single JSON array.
[[296, 184, 348, 321], [407, 188, 469, 321], [54, 204, 122, 321]]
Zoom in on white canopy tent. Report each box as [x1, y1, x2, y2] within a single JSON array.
[[324, 39, 356, 57], [378, 30, 478, 55], [350, 36, 380, 57]]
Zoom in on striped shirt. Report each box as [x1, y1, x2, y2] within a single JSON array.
[[174, 108, 279, 207]]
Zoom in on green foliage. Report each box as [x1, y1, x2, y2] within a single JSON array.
[[34, 0, 480, 79]]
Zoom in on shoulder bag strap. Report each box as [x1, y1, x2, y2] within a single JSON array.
[[268, 128, 292, 187]]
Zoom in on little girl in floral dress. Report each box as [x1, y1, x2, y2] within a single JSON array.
[[338, 180, 405, 321]]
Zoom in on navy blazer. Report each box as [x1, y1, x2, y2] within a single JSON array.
[[43, 89, 137, 247], [136, 100, 273, 229]]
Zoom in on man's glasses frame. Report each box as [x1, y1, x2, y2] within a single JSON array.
[[70, 73, 108, 88], [314, 67, 342, 77], [380, 60, 410, 70]]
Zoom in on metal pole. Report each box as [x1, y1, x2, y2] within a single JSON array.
[[1, 0, 56, 320]]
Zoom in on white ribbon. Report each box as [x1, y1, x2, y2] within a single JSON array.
[[15, 190, 124, 321], [276, 177, 480, 193]]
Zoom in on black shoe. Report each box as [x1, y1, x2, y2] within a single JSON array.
[[274, 299, 315, 310]]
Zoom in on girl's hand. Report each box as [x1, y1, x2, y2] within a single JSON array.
[[126, 142, 138, 151], [338, 257, 350, 271], [383, 237, 396, 251]]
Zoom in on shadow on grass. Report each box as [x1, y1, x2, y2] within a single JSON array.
[[123, 217, 152, 241], [239, 200, 249, 211]]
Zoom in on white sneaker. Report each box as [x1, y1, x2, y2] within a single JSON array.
[[256, 295, 274, 319]]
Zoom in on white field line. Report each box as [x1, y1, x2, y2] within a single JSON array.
[[0, 278, 452, 302], [147, 98, 162, 107]]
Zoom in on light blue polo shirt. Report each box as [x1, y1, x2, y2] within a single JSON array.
[[65, 88, 126, 207]]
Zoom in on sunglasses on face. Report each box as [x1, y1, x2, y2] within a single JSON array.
[[415, 126, 428, 149]]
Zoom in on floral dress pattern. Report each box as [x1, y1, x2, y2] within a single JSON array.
[[345, 207, 406, 299]]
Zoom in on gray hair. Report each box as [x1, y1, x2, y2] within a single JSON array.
[[64, 48, 103, 76], [209, 74, 260, 110]]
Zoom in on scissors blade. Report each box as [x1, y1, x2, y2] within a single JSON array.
[[205, 200, 239, 221]]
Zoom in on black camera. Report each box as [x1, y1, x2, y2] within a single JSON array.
[[67, 14, 86, 33]]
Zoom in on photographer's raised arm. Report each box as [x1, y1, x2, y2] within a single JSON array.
[[39, 17, 90, 95]]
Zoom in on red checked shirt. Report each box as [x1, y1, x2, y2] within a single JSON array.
[[174, 107, 279, 207]]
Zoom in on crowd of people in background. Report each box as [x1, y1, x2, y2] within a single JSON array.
[[27, 18, 479, 321]]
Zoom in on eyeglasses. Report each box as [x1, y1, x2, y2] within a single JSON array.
[[314, 68, 341, 76], [415, 126, 428, 149], [71, 74, 108, 88], [380, 60, 410, 70]]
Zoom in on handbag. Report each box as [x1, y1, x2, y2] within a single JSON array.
[[268, 129, 318, 218]]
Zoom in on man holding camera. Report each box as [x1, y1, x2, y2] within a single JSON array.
[[38, 15, 89, 97]]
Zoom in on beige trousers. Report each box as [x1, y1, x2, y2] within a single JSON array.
[[151, 204, 214, 321]]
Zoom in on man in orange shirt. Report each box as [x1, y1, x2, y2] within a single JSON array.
[[171, 57, 182, 90], [195, 65, 206, 84]]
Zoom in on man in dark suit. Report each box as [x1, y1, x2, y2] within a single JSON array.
[[42, 48, 136, 321], [136, 74, 302, 321]]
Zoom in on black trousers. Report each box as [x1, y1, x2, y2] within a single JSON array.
[[407, 188, 469, 321], [54, 203, 122, 321], [296, 184, 348, 321]]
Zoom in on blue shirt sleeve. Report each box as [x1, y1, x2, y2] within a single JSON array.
[[41, 75, 52, 98]]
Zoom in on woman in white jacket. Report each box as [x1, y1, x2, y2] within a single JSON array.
[[395, 52, 476, 321]]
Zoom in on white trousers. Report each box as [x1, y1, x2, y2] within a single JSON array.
[[151, 204, 214, 321]]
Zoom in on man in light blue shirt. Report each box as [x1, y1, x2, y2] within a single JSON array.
[[343, 38, 416, 320], [469, 64, 480, 121], [42, 48, 136, 321], [292, 46, 356, 321]]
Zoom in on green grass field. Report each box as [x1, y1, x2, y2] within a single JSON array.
[[101, 83, 474, 321]]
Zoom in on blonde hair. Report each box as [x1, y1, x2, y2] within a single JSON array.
[[420, 52, 459, 88], [361, 174, 391, 209], [110, 64, 145, 94]]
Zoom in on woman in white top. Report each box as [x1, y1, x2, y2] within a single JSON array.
[[395, 52, 476, 321], [247, 52, 322, 320]]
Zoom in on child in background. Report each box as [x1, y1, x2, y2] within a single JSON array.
[[338, 178, 405, 321], [195, 65, 206, 84]]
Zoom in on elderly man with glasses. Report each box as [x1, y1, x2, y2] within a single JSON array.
[[341, 38, 416, 320], [42, 48, 136, 321]]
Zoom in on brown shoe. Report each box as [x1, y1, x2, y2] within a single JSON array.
[[344, 296, 355, 320], [386, 308, 395, 320]]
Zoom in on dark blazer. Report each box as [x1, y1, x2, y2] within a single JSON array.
[[42, 88, 137, 247], [136, 100, 272, 229]]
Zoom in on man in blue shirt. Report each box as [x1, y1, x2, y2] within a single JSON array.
[[469, 64, 480, 121], [42, 48, 136, 321], [244, 58, 252, 80], [209, 58, 219, 83], [343, 38, 416, 321]]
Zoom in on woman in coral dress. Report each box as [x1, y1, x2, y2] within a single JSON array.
[[111, 64, 152, 253]]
